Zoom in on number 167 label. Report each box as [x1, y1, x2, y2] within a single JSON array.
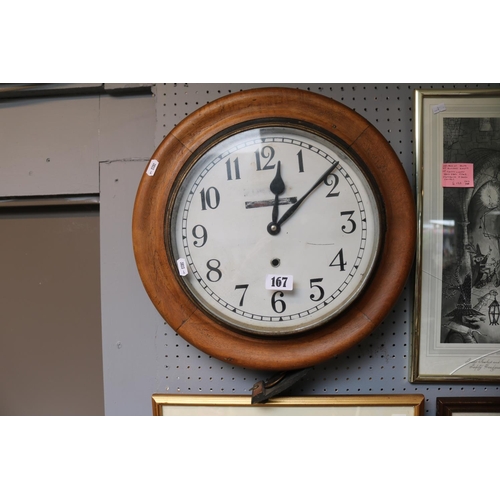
[[265, 274, 293, 291]]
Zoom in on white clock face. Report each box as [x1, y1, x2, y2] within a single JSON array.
[[168, 125, 381, 336]]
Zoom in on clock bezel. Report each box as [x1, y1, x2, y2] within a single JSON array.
[[132, 87, 416, 371]]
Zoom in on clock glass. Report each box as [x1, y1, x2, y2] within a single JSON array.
[[167, 124, 382, 336]]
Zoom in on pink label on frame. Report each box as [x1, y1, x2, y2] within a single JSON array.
[[442, 163, 474, 188]]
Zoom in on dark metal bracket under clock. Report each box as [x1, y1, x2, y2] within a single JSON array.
[[251, 368, 312, 404]]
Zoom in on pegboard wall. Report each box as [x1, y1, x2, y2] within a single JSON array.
[[153, 83, 500, 415]]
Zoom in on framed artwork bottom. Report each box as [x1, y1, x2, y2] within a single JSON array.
[[152, 394, 424, 416]]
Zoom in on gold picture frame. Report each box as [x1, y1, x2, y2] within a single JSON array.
[[152, 394, 424, 416], [412, 88, 500, 382]]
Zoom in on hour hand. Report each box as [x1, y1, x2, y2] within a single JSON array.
[[267, 161, 285, 234]]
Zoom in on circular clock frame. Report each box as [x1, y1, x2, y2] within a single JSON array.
[[132, 87, 416, 371]]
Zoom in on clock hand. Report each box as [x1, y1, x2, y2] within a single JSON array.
[[268, 160, 340, 235], [267, 161, 286, 235]]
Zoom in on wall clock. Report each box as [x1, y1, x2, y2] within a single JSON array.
[[132, 87, 415, 371]]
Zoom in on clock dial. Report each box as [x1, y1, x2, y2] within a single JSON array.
[[169, 126, 381, 335]]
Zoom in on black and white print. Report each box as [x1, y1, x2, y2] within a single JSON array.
[[441, 117, 500, 343]]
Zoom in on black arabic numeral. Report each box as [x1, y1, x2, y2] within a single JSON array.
[[329, 249, 347, 271], [226, 157, 241, 181], [206, 259, 222, 282], [255, 145, 276, 171], [192, 225, 208, 247], [341, 210, 357, 234], [309, 278, 325, 302], [297, 150, 304, 173], [271, 291, 286, 313], [200, 187, 220, 210], [324, 173, 340, 197], [235, 284, 249, 307]]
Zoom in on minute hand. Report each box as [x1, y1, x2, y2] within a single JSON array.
[[275, 160, 340, 229]]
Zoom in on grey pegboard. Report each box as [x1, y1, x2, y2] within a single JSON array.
[[153, 83, 500, 415]]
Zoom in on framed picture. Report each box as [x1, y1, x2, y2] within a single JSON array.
[[152, 394, 424, 416], [412, 89, 500, 382], [437, 397, 500, 416]]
